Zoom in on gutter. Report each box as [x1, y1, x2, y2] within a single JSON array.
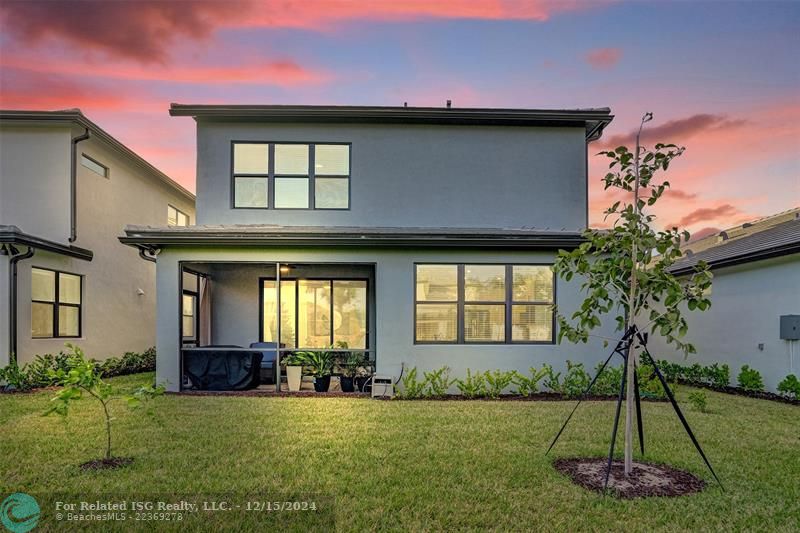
[[0, 226, 93, 261], [669, 242, 800, 276], [3, 245, 35, 362], [69, 128, 91, 243]]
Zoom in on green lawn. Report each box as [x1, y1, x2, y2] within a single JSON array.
[[1, 373, 798, 532]]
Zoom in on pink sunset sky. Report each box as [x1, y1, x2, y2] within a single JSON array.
[[1, 0, 798, 237]]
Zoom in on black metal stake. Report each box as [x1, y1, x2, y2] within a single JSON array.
[[604, 340, 629, 490]]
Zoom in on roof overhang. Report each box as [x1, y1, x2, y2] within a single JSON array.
[[0, 226, 93, 261], [119, 225, 586, 250], [670, 242, 800, 276], [169, 104, 613, 142], [0, 109, 195, 202]]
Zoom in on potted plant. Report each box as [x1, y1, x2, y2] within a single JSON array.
[[296, 350, 335, 392], [282, 352, 304, 392], [337, 348, 365, 393]]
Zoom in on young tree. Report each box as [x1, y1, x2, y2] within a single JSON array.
[[554, 113, 712, 476]]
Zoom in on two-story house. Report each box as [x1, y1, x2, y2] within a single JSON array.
[[120, 104, 616, 392], [0, 109, 195, 366]]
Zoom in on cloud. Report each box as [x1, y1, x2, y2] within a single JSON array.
[[666, 188, 698, 201], [585, 47, 622, 69], [600, 113, 749, 148], [667, 204, 741, 228], [0, 1, 608, 63]]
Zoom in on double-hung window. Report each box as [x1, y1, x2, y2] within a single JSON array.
[[415, 264, 554, 344], [31, 267, 82, 338], [232, 142, 350, 209], [167, 204, 189, 226]]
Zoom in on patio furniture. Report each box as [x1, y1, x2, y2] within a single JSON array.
[[249, 342, 284, 384], [182, 347, 262, 390]]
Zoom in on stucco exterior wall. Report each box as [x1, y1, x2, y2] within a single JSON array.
[[195, 122, 588, 230], [155, 246, 619, 392], [645, 254, 800, 392], [4, 130, 196, 363], [0, 125, 72, 242]]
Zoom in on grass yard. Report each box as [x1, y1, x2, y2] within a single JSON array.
[[1, 372, 798, 532]]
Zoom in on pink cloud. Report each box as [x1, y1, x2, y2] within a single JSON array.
[[585, 47, 622, 69], [599, 113, 749, 149], [666, 204, 741, 228]]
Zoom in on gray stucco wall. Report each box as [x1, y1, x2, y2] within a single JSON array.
[[155, 246, 619, 392], [645, 254, 800, 392], [195, 122, 588, 230]]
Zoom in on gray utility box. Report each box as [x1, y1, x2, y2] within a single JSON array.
[[779, 315, 800, 340]]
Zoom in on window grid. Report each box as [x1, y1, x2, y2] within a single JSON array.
[[414, 263, 555, 345], [232, 141, 350, 210], [31, 268, 82, 339], [168, 204, 190, 226]]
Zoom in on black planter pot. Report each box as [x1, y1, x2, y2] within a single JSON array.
[[340, 376, 355, 393], [313, 376, 331, 393], [354, 376, 369, 392]]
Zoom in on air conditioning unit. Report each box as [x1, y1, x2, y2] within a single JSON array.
[[371, 375, 394, 398]]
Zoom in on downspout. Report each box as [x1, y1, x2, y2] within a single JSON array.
[[5, 245, 35, 363], [69, 128, 91, 243]]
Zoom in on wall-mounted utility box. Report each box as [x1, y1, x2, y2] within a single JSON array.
[[780, 315, 800, 340]]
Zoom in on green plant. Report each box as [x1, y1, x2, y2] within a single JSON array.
[[424, 366, 452, 397], [337, 350, 365, 378], [295, 350, 335, 377], [737, 365, 764, 392], [657, 360, 682, 383], [483, 370, 515, 399], [454, 369, 486, 398], [541, 364, 562, 393], [562, 361, 591, 398], [281, 352, 304, 366], [512, 366, 549, 396], [777, 374, 800, 399], [44, 344, 163, 460], [684, 363, 705, 384], [99, 348, 156, 377], [0, 359, 36, 391], [637, 362, 667, 399], [593, 363, 624, 396], [704, 363, 730, 388], [687, 390, 708, 412], [398, 367, 427, 399]]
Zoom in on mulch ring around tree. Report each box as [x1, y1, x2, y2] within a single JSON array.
[[553, 458, 705, 499], [80, 457, 134, 471]]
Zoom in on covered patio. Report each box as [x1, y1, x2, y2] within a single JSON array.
[[178, 261, 376, 392]]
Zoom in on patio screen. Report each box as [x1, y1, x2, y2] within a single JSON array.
[[262, 279, 367, 349]]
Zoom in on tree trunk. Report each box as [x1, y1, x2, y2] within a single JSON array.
[[101, 400, 112, 460]]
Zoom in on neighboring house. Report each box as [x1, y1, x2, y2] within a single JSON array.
[[0, 109, 195, 366], [647, 209, 800, 392], [120, 104, 617, 392]]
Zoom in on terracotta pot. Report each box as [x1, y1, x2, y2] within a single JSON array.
[[286, 365, 302, 392]]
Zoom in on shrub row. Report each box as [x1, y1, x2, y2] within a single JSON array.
[[656, 359, 799, 400], [0, 347, 156, 392], [396, 361, 667, 400]]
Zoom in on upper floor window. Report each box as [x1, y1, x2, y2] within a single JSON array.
[[168, 205, 189, 226], [31, 267, 82, 338], [232, 142, 350, 210], [81, 154, 108, 178], [414, 264, 554, 344]]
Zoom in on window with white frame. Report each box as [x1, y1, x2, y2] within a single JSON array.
[[415, 264, 554, 344]]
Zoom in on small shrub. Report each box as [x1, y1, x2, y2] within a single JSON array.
[[512, 367, 549, 396], [593, 363, 623, 396], [684, 363, 705, 384], [637, 363, 666, 399], [483, 370, 515, 399], [0, 360, 36, 391], [737, 365, 764, 392], [100, 347, 156, 377], [398, 367, 427, 399], [562, 361, 591, 398], [542, 364, 562, 394], [657, 360, 682, 383], [454, 369, 486, 399], [703, 363, 730, 388], [687, 390, 708, 412], [424, 366, 452, 397], [777, 374, 800, 399]]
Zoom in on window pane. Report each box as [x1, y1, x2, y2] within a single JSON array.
[[81, 155, 107, 177], [512, 304, 553, 341], [176, 211, 189, 226], [416, 265, 457, 301], [234, 177, 268, 208], [464, 265, 505, 302], [233, 143, 269, 174], [262, 280, 297, 348], [58, 305, 79, 337], [333, 280, 367, 349], [275, 144, 309, 174], [513, 266, 553, 302], [465, 304, 505, 342], [315, 178, 349, 209], [31, 268, 55, 302], [167, 206, 178, 226], [31, 302, 54, 338], [58, 273, 81, 304], [275, 177, 309, 208], [182, 271, 198, 292], [182, 294, 195, 317], [415, 304, 457, 342], [298, 280, 331, 348], [314, 145, 349, 175], [182, 316, 195, 339]]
